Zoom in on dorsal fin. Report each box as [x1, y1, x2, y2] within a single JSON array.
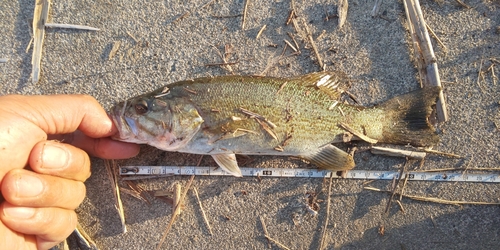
[[290, 71, 350, 99]]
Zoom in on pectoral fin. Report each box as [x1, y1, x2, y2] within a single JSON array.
[[211, 154, 243, 177], [300, 144, 355, 171]]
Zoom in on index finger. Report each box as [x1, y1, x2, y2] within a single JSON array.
[[0, 95, 116, 172], [1, 94, 116, 137]]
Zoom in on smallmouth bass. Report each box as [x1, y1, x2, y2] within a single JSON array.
[[111, 72, 439, 176]]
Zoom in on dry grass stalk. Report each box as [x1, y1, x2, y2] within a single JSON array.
[[395, 200, 406, 213], [258, 47, 300, 76], [403, 0, 448, 122], [126, 30, 139, 43], [425, 23, 447, 52], [32, 0, 51, 83], [260, 216, 272, 248], [454, 0, 471, 8], [157, 175, 195, 250], [109, 41, 121, 60], [200, 0, 215, 9], [301, 18, 325, 70], [124, 180, 150, 202], [488, 63, 497, 85], [339, 122, 378, 144], [287, 32, 301, 53], [319, 175, 334, 250], [255, 118, 278, 141], [364, 186, 500, 206], [62, 239, 69, 250], [430, 215, 437, 228], [384, 163, 407, 214], [371, 146, 426, 160], [256, 25, 266, 39], [399, 174, 409, 201], [105, 160, 127, 233], [44, 23, 100, 31], [73, 222, 98, 249], [477, 55, 485, 91], [371, 0, 383, 17], [205, 62, 238, 67], [211, 44, 235, 73], [172, 12, 191, 24], [193, 187, 213, 235], [120, 188, 149, 204], [284, 39, 298, 52], [239, 107, 277, 128], [416, 148, 461, 158], [338, 0, 349, 29], [26, 36, 34, 53], [242, 0, 250, 30], [259, 216, 291, 250]]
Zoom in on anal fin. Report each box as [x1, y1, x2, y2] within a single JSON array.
[[300, 144, 355, 171], [211, 154, 243, 177]]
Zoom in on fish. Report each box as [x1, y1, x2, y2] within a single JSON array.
[[110, 72, 440, 177]]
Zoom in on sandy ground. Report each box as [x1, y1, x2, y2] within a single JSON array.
[[1, 0, 500, 249]]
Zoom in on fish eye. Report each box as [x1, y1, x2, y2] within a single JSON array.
[[134, 100, 149, 114]]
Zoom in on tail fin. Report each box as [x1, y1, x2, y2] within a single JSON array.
[[379, 87, 440, 147]]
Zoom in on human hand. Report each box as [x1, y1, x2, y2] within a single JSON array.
[[0, 95, 140, 249]]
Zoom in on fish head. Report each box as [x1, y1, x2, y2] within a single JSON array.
[[110, 92, 204, 151]]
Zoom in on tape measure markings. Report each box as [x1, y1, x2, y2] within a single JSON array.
[[119, 166, 500, 183]]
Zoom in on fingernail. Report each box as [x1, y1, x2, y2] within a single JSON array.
[[3, 206, 35, 219], [16, 174, 44, 198], [41, 141, 70, 169]]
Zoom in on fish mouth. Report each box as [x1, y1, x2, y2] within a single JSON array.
[[110, 100, 138, 141]]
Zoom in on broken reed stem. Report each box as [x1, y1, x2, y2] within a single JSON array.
[[403, 0, 448, 122], [32, 0, 51, 84], [301, 18, 325, 71], [193, 187, 214, 235], [364, 186, 500, 206], [337, 0, 348, 29], [157, 175, 195, 250], [173, 183, 182, 216], [105, 160, 127, 233], [44, 23, 100, 31], [259, 216, 291, 250], [371, 146, 426, 160], [0, 58, 7, 63], [319, 175, 334, 250]]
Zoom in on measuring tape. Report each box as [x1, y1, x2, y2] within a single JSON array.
[[119, 166, 500, 183]]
